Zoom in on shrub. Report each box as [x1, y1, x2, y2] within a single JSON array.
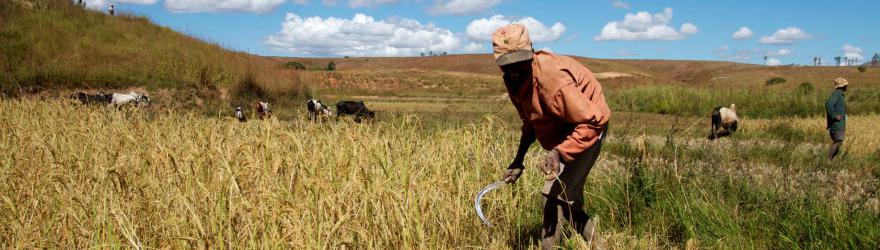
[[797, 82, 814, 95], [231, 73, 269, 106], [281, 61, 306, 70], [766, 77, 786, 86], [858, 66, 867, 73], [326, 61, 336, 71]]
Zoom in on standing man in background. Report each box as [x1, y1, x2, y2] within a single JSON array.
[[108, 4, 115, 16], [493, 24, 610, 249], [825, 77, 848, 162]]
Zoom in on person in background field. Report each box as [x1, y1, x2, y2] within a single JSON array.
[[108, 4, 115, 16], [493, 24, 611, 249], [825, 77, 848, 162]]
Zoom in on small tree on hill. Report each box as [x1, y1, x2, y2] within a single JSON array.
[[873, 53, 879, 66], [326, 61, 336, 71], [834, 56, 842, 66]]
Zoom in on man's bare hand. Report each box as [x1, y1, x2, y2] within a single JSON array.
[[503, 163, 525, 183], [542, 149, 561, 180]]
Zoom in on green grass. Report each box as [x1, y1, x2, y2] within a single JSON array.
[[607, 84, 880, 118]]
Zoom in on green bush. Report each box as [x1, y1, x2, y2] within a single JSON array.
[[797, 82, 814, 95], [281, 61, 306, 70], [766, 77, 787, 85], [858, 66, 867, 73], [326, 61, 336, 71]]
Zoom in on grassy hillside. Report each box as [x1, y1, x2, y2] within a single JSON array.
[[0, 0, 307, 104]]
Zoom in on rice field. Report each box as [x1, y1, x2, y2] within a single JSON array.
[[1, 99, 878, 249]]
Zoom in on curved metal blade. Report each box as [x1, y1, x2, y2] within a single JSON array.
[[475, 180, 506, 227]]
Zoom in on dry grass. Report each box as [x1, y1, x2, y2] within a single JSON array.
[[2, 99, 877, 249], [0, 99, 550, 248], [277, 55, 880, 90], [746, 114, 880, 157], [0, 0, 308, 101]]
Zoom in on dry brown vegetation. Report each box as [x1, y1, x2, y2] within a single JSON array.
[[1, 99, 877, 249], [279, 55, 880, 90], [2, 1, 879, 248]]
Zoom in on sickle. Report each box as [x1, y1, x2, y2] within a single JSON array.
[[475, 180, 507, 227]]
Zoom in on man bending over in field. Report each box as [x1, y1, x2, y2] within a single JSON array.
[[825, 77, 848, 162], [493, 24, 610, 249]]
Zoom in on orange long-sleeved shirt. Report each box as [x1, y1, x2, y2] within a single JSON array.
[[506, 51, 611, 162]]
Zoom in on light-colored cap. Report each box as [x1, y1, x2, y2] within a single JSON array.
[[492, 24, 534, 66], [833, 77, 849, 88]]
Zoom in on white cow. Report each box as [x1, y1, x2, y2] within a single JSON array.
[[307, 99, 332, 122], [709, 104, 739, 140], [110, 92, 150, 107]]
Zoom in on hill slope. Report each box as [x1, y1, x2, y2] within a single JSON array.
[[278, 54, 879, 89], [0, 0, 299, 98]]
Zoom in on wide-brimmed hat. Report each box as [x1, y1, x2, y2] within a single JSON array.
[[492, 24, 534, 66], [833, 77, 849, 88]]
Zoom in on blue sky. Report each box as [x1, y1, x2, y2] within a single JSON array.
[[95, 0, 878, 65]]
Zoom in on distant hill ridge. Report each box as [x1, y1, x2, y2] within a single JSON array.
[[277, 54, 878, 88]]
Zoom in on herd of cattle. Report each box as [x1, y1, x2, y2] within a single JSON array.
[[234, 99, 375, 123], [231, 99, 376, 123], [70, 91, 740, 138], [71, 91, 376, 123], [71, 91, 151, 107]]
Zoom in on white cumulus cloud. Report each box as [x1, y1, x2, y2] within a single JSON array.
[[766, 57, 782, 66], [680, 22, 698, 34], [594, 8, 698, 41], [430, 0, 500, 15], [732, 27, 753, 40], [164, 0, 285, 13], [611, 0, 629, 9], [765, 48, 793, 57], [759, 27, 810, 45], [265, 13, 463, 57], [842, 44, 864, 61], [465, 15, 566, 42]]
